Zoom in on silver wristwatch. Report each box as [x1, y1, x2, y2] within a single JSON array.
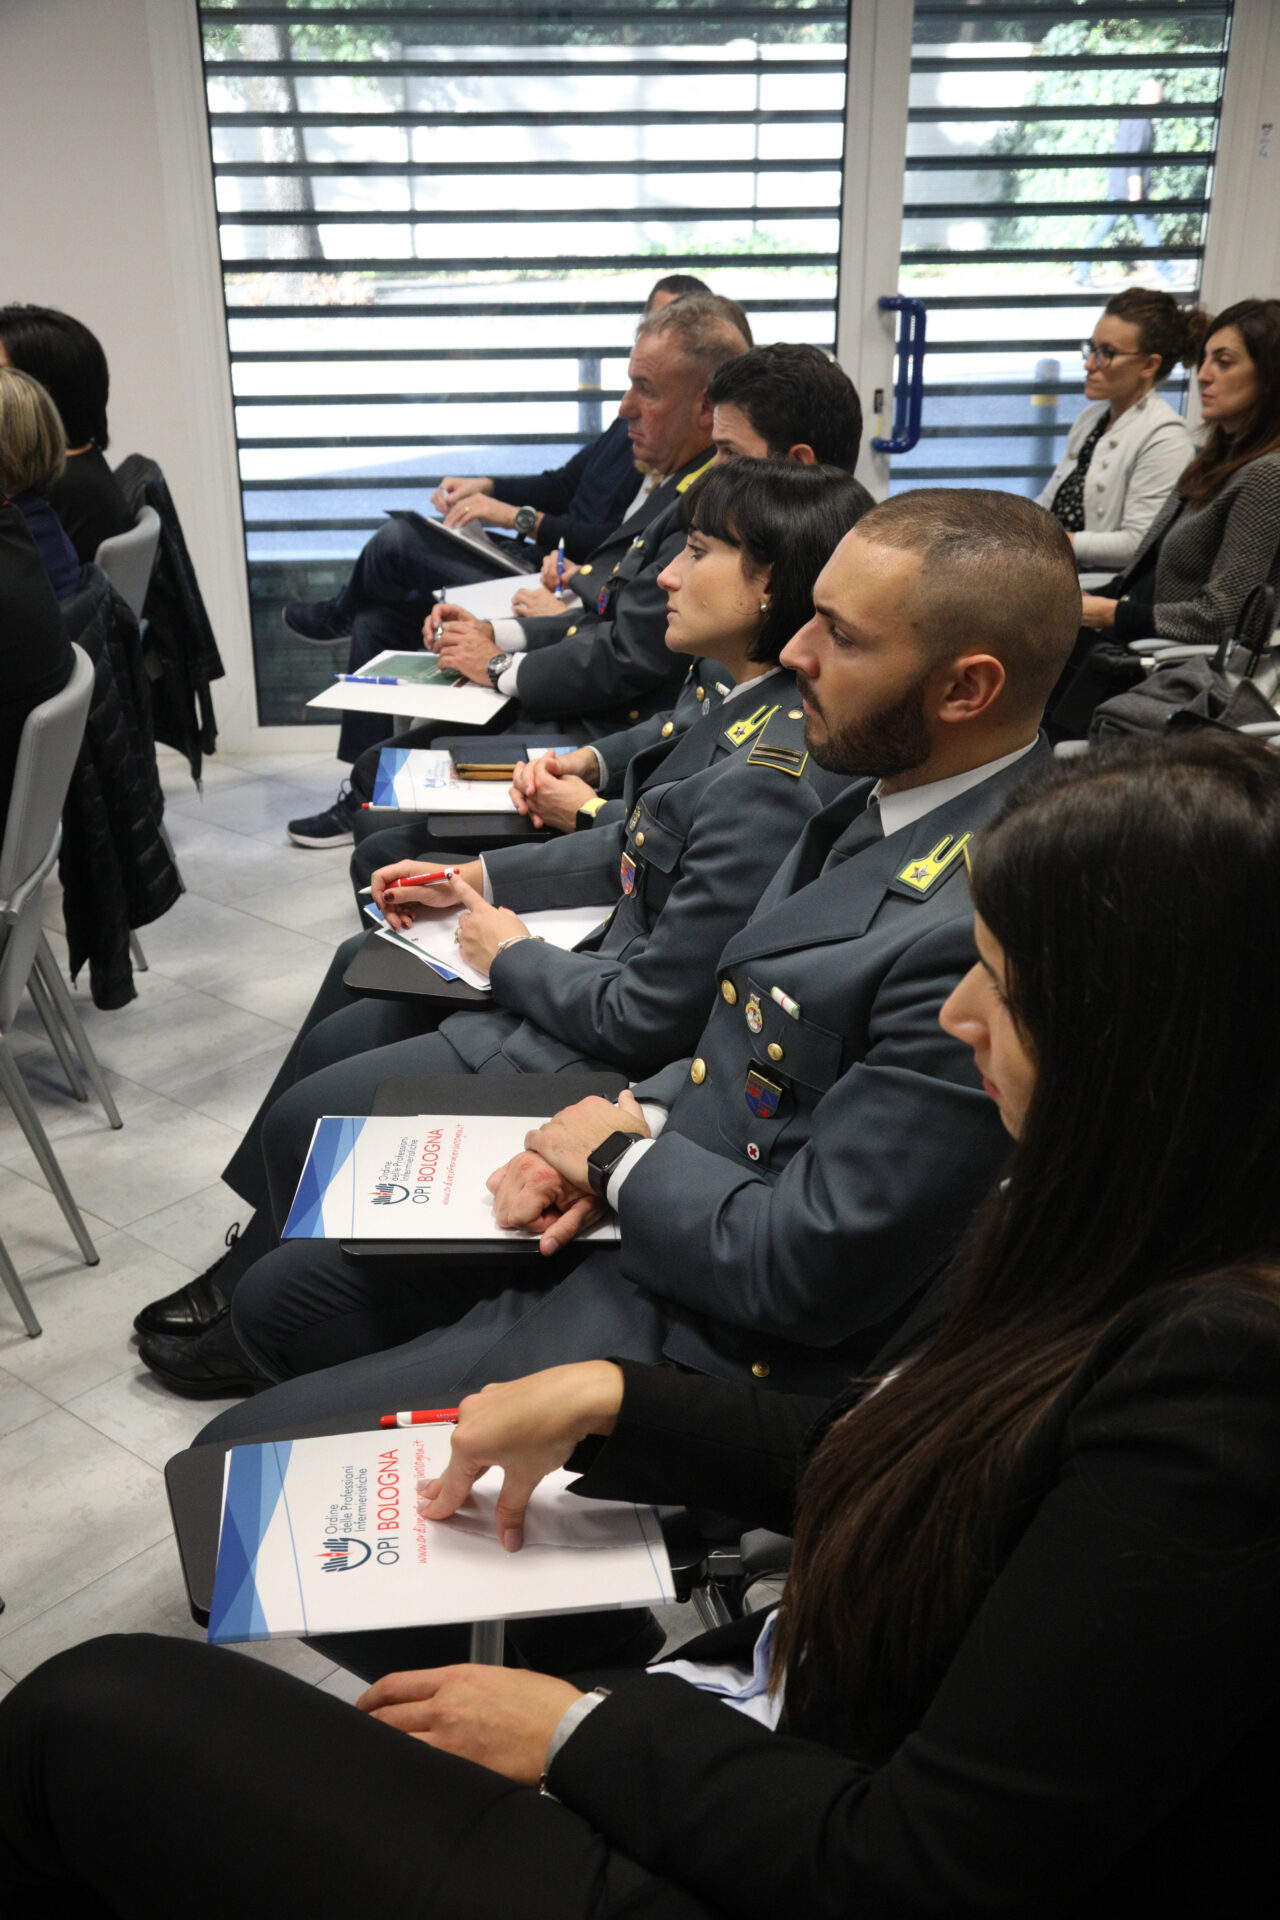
[[513, 504, 539, 538], [486, 651, 513, 690]]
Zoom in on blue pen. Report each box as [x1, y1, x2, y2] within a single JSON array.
[[335, 673, 399, 685], [556, 537, 566, 598]]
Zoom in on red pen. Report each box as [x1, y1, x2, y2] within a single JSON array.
[[383, 868, 459, 893], [379, 1408, 460, 1428]]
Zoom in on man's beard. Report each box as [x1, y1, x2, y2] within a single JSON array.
[[799, 673, 932, 780]]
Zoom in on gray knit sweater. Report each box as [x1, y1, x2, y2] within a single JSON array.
[[1111, 451, 1280, 646]]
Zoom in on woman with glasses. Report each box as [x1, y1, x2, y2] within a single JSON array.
[[4, 732, 1280, 1918], [1037, 288, 1201, 572], [1078, 296, 1280, 646]]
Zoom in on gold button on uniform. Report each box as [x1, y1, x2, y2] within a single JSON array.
[[695, 686, 705, 702], [767, 1042, 784, 1062], [628, 710, 639, 720], [566, 625, 577, 636], [635, 832, 645, 848], [580, 564, 593, 576], [661, 721, 674, 737], [751, 1361, 771, 1379], [788, 708, 803, 719], [690, 1058, 707, 1085], [721, 980, 737, 1005]]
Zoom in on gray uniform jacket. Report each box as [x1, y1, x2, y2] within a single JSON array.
[[608, 741, 1051, 1392], [435, 679, 826, 1078], [590, 660, 726, 802], [512, 450, 715, 737]]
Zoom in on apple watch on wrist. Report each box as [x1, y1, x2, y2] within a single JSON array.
[[585, 1130, 641, 1198], [513, 504, 539, 538], [486, 651, 513, 691]]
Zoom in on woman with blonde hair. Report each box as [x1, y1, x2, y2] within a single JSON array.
[[0, 365, 79, 600]]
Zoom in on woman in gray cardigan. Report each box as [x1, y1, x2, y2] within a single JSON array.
[[1038, 288, 1200, 573], [1080, 297, 1280, 649]]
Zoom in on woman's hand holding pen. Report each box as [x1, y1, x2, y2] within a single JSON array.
[[540, 549, 580, 594], [357, 1666, 582, 1785], [370, 858, 483, 930], [416, 1363, 626, 1548]]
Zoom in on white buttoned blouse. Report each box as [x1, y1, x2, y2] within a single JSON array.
[[1036, 392, 1194, 573]]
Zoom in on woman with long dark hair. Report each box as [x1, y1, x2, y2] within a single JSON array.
[[1078, 295, 1280, 644], [5, 730, 1280, 1916]]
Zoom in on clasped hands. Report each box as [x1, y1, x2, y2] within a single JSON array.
[[508, 746, 602, 832], [486, 1090, 650, 1255], [356, 1359, 627, 1783]]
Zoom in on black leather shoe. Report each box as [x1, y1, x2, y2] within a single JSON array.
[[282, 597, 352, 642], [133, 1224, 244, 1337], [137, 1309, 271, 1399]]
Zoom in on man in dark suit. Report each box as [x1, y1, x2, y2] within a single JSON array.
[[287, 291, 751, 846], [194, 489, 1082, 1440]]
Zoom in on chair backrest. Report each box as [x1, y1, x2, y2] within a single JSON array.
[[0, 644, 94, 907], [94, 504, 161, 621]]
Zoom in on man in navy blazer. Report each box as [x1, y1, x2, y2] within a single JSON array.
[[198, 488, 1082, 1440]]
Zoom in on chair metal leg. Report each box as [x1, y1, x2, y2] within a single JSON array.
[[26, 964, 87, 1103], [35, 937, 123, 1129], [0, 1042, 99, 1266], [0, 1229, 41, 1338], [129, 930, 149, 971]]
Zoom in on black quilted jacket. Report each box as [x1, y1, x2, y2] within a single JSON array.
[[58, 567, 182, 1009]]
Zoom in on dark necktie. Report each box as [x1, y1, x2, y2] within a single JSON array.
[[821, 797, 883, 873]]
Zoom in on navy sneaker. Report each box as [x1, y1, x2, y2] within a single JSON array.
[[282, 596, 353, 642], [286, 781, 361, 848]]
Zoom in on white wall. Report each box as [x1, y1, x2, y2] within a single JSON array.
[[0, 0, 259, 750]]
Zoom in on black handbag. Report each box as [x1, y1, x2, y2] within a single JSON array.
[[1087, 584, 1278, 744]]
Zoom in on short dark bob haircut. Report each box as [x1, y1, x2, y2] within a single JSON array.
[[677, 457, 872, 663], [707, 342, 862, 473], [0, 304, 111, 449]]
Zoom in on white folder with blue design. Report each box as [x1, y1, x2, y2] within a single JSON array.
[[208, 1425, 674, 1643], [371, 745, 553, 811], [282, 1113, 619, 1243]]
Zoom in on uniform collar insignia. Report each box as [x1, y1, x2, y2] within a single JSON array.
[[724, 702, 777, 749], [895, 833, 972, 895]]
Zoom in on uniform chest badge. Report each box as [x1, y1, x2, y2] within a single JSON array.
[[744, 994, 764, 1033], [597, 588, 610, 615], [619, 851, 637, 895], [628, 806, 642, 833], [745, 1068, 782, 1119]]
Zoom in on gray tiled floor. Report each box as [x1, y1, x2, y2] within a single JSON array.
[[1, 746, 696, 1695], [0, 745, 366, 1702]]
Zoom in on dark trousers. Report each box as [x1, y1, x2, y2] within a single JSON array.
[[0, 1635, 708, 1920]]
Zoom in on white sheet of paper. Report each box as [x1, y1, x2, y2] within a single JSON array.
[[208, 1425, 671, 1643], [446, 571, 544, 620], [281, 1112, 620, 1243], [365, 900, 610, 992], [308, 650, 510, 725]]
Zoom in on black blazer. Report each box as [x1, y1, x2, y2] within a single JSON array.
[[553, 1286, 1280, 1917], [0, 505, 73, 851]]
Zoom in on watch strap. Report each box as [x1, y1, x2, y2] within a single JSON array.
[[586, 1130, 641, 1198]]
